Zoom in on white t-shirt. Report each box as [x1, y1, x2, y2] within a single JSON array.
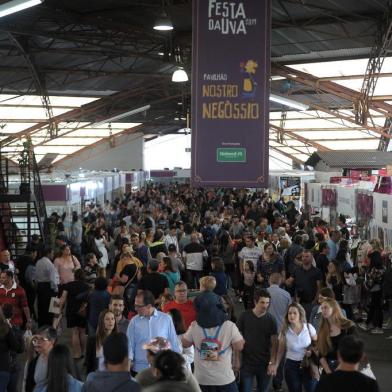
[[238, 246, 262, 270], [285, 323, 316, 361], [183, 321, 243, 386]]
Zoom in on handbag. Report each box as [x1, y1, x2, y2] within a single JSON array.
[[77, 289, 91, 318], [48, 297, 61, 314], [300, 324, 320, 380], [343, 284, 361, 304], [77, 302, 88, 318]]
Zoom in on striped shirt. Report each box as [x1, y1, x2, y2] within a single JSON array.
[[0, 282, 28, 327]]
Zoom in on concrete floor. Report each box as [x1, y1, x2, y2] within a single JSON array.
[[359, 330, 392, 392]]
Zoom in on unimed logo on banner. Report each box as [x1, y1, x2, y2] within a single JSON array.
[[191, 0, 271, 188]]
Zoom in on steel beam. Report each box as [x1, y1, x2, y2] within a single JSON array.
[[270, 124, 331, 151], [7, 34, 58, 138], [378, 117, 392, 151], [0, 65, 170, 79], [272, 64, 392, 117], [269, 146, 305, 165], [0, 81, 168, 147], [356, 3, 392, 126]]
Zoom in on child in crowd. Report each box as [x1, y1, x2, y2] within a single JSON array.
[[193, 276, 228, 328]]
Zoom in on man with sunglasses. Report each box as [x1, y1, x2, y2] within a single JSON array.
[[126, 290, 180, 375]]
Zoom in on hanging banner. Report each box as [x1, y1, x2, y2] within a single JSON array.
[[322, 188, 337, 207], [191, 0, 271, 188]]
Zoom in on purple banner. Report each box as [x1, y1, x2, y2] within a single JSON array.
[[191, 0, 271, 188], [150, 170, 176, 178], [322, 189, 337, 207], [125, 173, 134, 182], [42, 185, 67, 202]]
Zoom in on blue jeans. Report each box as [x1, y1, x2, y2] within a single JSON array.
[[200, 381, 238, 392], [0, 371, 10, 392], [240, 364, 270, 392], [284, 359, 318, 392]]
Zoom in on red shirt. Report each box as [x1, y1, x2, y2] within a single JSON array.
[[163, 300, 196, 329], [0, 283, 28, 327]]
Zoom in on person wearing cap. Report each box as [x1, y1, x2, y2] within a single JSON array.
[[136, 337, 200, 392], [126, 291, 180, 374]]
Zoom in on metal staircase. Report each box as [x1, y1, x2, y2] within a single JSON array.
[[0, 143, 48, 258]]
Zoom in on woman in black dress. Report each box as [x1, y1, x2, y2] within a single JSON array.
[[58, 269, 90, 359]]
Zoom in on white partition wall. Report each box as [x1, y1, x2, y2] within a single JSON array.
[[307, 183, 322, 208], [336, 187, 356, 219]]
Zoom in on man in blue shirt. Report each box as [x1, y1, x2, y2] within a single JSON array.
[[326, 230, 341, 261], [126, 290, 180, 373]]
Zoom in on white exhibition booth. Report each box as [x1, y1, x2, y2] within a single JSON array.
[[306, 180, 392, 249]]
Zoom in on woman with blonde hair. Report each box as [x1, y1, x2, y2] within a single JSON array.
[[115, 246, 143, 277], [317, 298, 356, 375], [270, 302, 318, 392], [54, 244, 81, 285]]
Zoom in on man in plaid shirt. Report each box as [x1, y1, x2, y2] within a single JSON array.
[[0, 270, 32, 329]]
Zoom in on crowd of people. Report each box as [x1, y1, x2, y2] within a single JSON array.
[[0, 183, 388, 392]]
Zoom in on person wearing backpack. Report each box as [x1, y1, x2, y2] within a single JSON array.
[[182, 282, 245, 391]]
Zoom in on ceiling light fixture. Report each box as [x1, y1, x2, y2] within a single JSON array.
[[269, 94, 309, 111], [172, 67, 188, 82], [0, 0, 43, 18], [94, 105, 151, 126], [153, 10, 173, 31]]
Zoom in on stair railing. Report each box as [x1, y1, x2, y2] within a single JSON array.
[[31, 154, 48, 243]]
